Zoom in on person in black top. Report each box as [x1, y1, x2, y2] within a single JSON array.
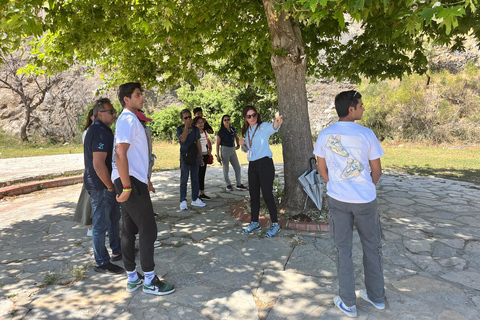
[[83, 98, 123, 274], [216, 114, 247, 191]]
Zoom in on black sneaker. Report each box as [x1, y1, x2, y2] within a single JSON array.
[[236, 184, 248, 191], [94, 262, 124, 274], [111, 253, 122, 262], [199, 194, 211, 201], [143, 275, 175, 296], [226, 185, 233, 192]]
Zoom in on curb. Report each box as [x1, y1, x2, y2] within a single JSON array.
[[0, 170, 84, 188], [0, 175, 83, 199], [230, 200, 329, 233]]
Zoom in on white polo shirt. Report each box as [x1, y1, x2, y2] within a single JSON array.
[[111, 109, 149, 184]]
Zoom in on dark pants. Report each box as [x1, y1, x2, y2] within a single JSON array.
[[248, 157, 277, 223], [328, 196, 385, 307], [114, 177, 157, 273], [199, 154, 209, 191]]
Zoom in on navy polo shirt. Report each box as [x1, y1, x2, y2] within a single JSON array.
[[176, 125, 199, 153], [83, 119, 114, 191], [217, 127, 238, 147]]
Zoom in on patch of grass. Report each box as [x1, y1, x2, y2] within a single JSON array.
[[381, 143, 480, 184], [0, 131, 83, 158], [173, 241, 185, 247], [290, 235, 308, 247], [71, 265, 88, 281], [6, 293, 17, 299], [43, 272, 62, 286]]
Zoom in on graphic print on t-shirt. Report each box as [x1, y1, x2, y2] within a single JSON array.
[[342, 157, 364, 179], [326, 135, 349, 157], [326, 135, 364, 180]]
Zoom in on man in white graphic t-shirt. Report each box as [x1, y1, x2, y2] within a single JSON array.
[[314, 90, 385, 318]]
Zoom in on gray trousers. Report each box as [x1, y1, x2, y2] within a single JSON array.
[[328, 196, 385, 307], [221, 146, 242, 187]]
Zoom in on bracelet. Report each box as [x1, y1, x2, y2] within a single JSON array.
[[123, 185, 131, 189], [123, 187, 132, 192]]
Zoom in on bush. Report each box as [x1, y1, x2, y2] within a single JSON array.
[[359, 63, 480, 144], [149, 106, 183, 141]]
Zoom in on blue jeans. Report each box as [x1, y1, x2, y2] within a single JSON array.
[[180, 155, 199, 202], [89, 189, 122, 266]]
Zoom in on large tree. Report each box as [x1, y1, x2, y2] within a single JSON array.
[[1, 0, 478, 210]]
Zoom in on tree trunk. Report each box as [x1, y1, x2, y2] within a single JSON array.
[[263, 0, 314, 213], [20, 105, 31, 142]]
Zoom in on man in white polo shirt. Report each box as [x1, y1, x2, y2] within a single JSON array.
[[314, 90, 385, 318], [112, 82, 174, 296]]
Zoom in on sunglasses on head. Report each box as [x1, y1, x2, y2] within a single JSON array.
[[246, 113, 257, 119]]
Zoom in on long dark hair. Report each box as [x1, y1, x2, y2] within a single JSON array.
[[241, 106, 262, 137], [83, 108, 94, 131]]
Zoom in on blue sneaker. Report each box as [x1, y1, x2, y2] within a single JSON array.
[[334, 296, 357, 318], [359, 289, 385, 310], [243, 222, 261, 234], [265, 223, 280, 238]]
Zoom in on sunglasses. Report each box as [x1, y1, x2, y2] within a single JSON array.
[[223, 119, 231, 122], [183, 116, 192, 120], [99, 109, 117, 115], [246, 113, 257, 119]]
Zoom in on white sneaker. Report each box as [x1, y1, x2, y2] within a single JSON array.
[[180, 200, 188, 210], [359, 289, 385, 310], [191, 198, 206, 207]]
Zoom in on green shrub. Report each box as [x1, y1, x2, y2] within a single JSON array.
[[359, 64, 480, 143], [149, 106, 183, 141]]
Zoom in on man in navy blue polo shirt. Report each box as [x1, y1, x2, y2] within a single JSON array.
[[84, 98, 124, 274]]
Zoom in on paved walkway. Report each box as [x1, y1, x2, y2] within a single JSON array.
[[0, 155, 480, 319]]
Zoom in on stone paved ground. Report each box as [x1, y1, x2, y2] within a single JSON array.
[[0, 164, 480, 319]]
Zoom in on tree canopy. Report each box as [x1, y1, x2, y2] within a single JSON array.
[[1, 1, 478, 88]]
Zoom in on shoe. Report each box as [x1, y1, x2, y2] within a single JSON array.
[[199, 194, 211, 201], [94, 262, 124, 274], [143, 275, 175, 296], [191, 198, 206, 207], [333, 296, 357, 318], [180, 200, 188, 210], [243, 221, 261, 234], [236, 184, 248, 191], [265, 223, 281, 238], [111, 253, 122, 262], [359, 289, 385, 310], [126, 272, 144, 293], [226, 185, 233, 192], [87, 228, 92, 237]]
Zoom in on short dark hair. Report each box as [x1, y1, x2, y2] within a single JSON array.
[[193, 107, 202, 115], [180, 109, 191, 119], [118, 82, 143, 108], [334, 90, 362, 118], [93, 98, 112, 118]]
